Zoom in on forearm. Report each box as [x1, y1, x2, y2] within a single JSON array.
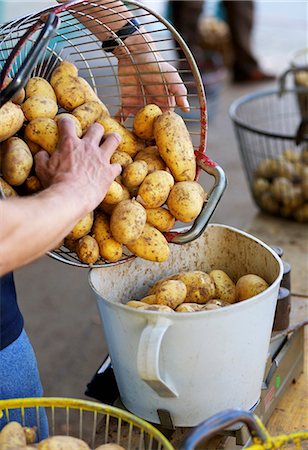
[[0, 183, 88, 276]]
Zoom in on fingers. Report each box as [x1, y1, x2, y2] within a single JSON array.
[[83, 122, 105, 143], [168, 74, 190, 112], [34, 150, 50, 171], [57, 116, 78, 142], [111, 163, 122, 179], [100, 132, 122, 161]]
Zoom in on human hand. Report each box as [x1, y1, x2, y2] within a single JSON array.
[[35, 117, 122, 212], [114, 30, 190, 120]]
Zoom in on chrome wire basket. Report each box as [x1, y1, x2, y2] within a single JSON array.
[[0, 0, 226, 267], [230, 87, 308, 222]]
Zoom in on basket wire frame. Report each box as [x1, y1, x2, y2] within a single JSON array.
[[0, 397, 174, 450], [230, 88, 308, 221], [0, 0, 211, 268]]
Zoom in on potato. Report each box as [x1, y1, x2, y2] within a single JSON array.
[[110, 199, 146, 244], [167, 181, 206, 222], [156, 279, 187, 309], [22, 95, 58, 121], [99, 237, 123, 262], [64, 237, 78, 252], [50, 61, 79, 86], [25, 175, 42, 193], [154, 111, 196, 181], [26, 76, 56, 101], [126, 300, 148, 308], [25, 118, 58, 154], [202, 302, 223, 310], [126, 223, 170, 262], [23, 426, 37, 444], [76, 235, 99, 264], [255, 158, 296, 180], [110, 150, 133, 168], [0, 421, 27, 450], [282, 148, 300, 163], [146, 207, 175, 232], [294, 203, 308, 222], [134, 146, 166, 173], [150, 271, 216, 303], [301, 178, 308, 201], [72, 101, 105, 132], [176, 303, 204, 312], [209, 270, 236, 303], [2, 76, 25, 104], [92, 212, 112, 243], [281, 186, 303, 209], [0, 177, 18, 197], [103, 181, 124, 205], [95, 444, 125, 450], [77, 77, 109, 116], [1, 137, 33, 186], [54, 113, 82, 138], [122, 160, 148, 188], [97, 115, 143, 157], [38, 435, 90, 450], [133, 104, 162, 140], [258, 192, 279, 214], [252, 178, 270, 197], [0, 101, 25, 142], [205, 299, 230, 308], [139, 294, 157, 305], [235, 274, 269, 301], [53, 75, 86, 110], [270, 177, 293, 202], [66, 211, 94, 240], [137, 170, 174, 208], [98, 201, 116, 215], [302, 148, 308, 164]]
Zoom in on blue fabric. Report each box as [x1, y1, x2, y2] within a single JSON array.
[[0, 329, 48, 439], [0, 273, 24, 350]]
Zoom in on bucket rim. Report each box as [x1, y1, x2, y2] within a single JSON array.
[[88, 223, 284, 317]]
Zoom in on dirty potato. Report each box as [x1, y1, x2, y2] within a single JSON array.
[[110, 150, 133, 168], [0, 101, 24, 142], [53, 75, 86, 110], [126, 223, 170, 262], [110, 199, 147, 244], [156, 279, 187, 309], [1, 137, 33, 186], [176, 303, 204, 312], [26, 76, 57, 101], [133, 104, 162, 140], [50, 61, 79, 86], [25, 118, 58, 154], [146, 207, 175, 232], [134, 146, 166, 173], [137, 170, 174, 208], [167, 181, 206, 222], [103, 181, 124, 205], [66, 211, 94, 240], [76, 235, 99, 264], [0, 177, 18, 197], [25, 175, 42, 194], [98, 237, 123, 262], [0, 421, 27, 450], [38, 435, 90, 450], [22, 95, 58, 121], [154, 111, 196, 181], [122, 160, 148, 188], [235, 274, 269, 301], [72, 101, 104, 132], [209, 270, 237, 303]]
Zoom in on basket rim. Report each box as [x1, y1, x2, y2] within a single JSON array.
[[0, 396, 174, 449], [229, 87, 308, 142]]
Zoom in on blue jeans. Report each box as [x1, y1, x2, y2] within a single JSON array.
[[0, 329, 48, 439]]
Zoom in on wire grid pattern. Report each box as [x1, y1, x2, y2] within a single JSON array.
[[0, 397, 174, 450], [0, 0, 208, 268], [230, 89, 308, 218]]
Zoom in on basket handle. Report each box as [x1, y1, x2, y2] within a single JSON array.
[[179, 409, 270, 450], [295, 119, 308, 145], [165, 154, 227, 244], [0, 13, 60, 107], [278, 66, 308, 97], [137, 316, 178, 398]]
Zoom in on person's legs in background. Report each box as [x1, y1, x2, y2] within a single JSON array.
[[222, 0, 274, 82], [0, 330, 49, 440]]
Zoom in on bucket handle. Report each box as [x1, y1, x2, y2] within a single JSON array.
[[137, 317, 178, 398]]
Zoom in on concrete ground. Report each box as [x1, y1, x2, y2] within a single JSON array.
[[13, 2, 307, 399]]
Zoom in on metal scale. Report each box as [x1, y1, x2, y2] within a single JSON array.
[[85, 246, 306, 448]]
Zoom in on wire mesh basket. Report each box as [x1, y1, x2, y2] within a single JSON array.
[[229, 88, 308, 222], [180, 409, 308, 450], [0, 397, 173, 449], [0, 0, 226, 268]]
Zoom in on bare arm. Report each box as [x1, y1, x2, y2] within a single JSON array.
[[0, 118, 121, 276]]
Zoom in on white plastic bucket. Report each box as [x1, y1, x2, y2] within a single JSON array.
[[89, 224, 283, 427]]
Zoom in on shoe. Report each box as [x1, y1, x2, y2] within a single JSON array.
[[233, 68, 275, 84]]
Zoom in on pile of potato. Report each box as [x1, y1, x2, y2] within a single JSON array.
[[0, 61, 207, 265], [126, 269, 269, 313], [252, 148, 308, 222], [0, 421, 124, 449]]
